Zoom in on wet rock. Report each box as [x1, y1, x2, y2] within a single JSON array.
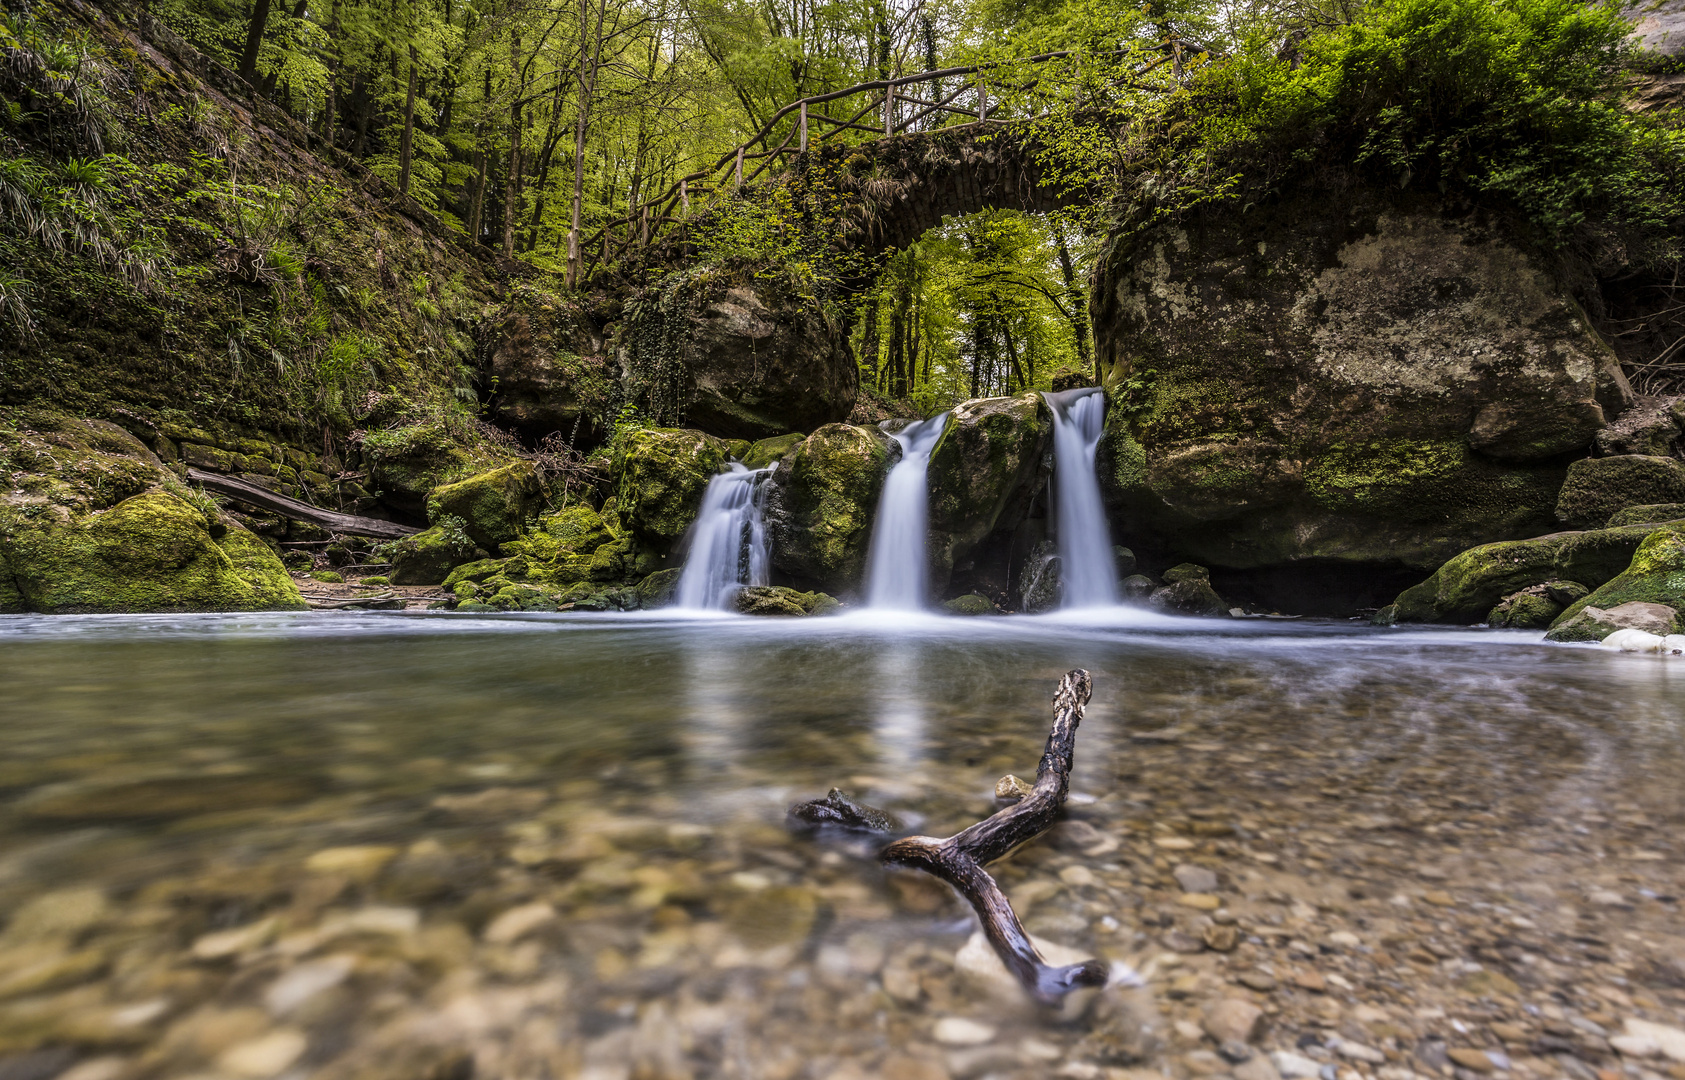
[[1204, 924, 1241, 952], [634, 567, 682, 608], [786, 788, 897, 832], [1149, 565, 1228, 617], [732, 585, 841, 616], [303, 846, 399, 882], [1173, 864, 1219, 894], [1120, 574, 1157, 600], [21, 772, 320, 822], [1389, 523, 1657, 623], [1547, 525, 1685, 639], [264, 956, 354, 1016], [387, 524, 485, 585], [767, 424, 891, 592], [1237, 971, 1277, 992], [430, 787, 549, 822], [1486, 581, 1586, 628], [1236, 1054, 1283, 1080], [1203, 998, 1264, 1044], [425, 462, 545, 554], [1623, 1019, 1685, 1063], [1593, 394, 1683, 457], [741, 433, 805, 470], [723, 885, 817, 947], [1446, 1048, 1498, 1073], [1555, 456, 1685, 529], [218, 1027, 308, 1077], [933, 1018, 995, 1046], [483, 902, 557, 944], [1017, 542, 1061, 613], [1272, 1051, 1323, 1079], [927, 393, 1051, 589]]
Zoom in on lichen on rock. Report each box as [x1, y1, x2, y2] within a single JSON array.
[[1554, 455, 1685, 529]]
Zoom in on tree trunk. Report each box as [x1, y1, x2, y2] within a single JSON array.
[[566, 0, 608, 287], [525, 71, 568, 251], [501, 32, 524, 259], [1052, 223, 1093, 379], [397, 43, 420, 199], [237, 0, 273, 86], [467, 147, 487, 242]]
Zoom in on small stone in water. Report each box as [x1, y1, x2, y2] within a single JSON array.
[[1174, 864, 1219, 894], [933, 1017, 997, 1045], [1333, 1039, 1386, 1064], [1179, 892, 1221, 910], [1238, 970, 1277, 991], [218, 1028, 308, 1078], [1236, 1055, 1283, 1080], [482, 901, 556, 944], [1221, 1039, 1255, 1063], [1272, 1051, 1323, 1079], [264, 956, 353, 1016], [1060, 865, 1096, 888], [1204, 998, 1264, 1044], [996, 774, 1033, 801], [303, 845, 398, 881], [1446, 1048, 1498, 1073], [1204, 924, 1241, 952]]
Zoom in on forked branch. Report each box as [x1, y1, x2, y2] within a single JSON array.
[[879, 668, 1109, 1003]]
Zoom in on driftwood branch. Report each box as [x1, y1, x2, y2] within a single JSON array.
[[187, 468, 420, 540], [880, 668, 1109, 1003]]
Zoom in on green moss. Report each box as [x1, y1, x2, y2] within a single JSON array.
[[635, 567, 682, 608], [772, 424, 890, 590], [1607, 504, 1685, 527], [387, 520, 483, 586], [1391, 523, 1658, 623], [1555, 458, 1685, 529], [1547, 525, 1685, 639], [2, 490, 306, 614], [610, 427, 730, 546], [943, 593, 993, 615], [311, 570, 344, 583], [1305, 440, 1467, 515], [741, 433, 805, 470], [730, 585, 842, 617], [426, 462, 544, 554], [926, 394, 1048, 582], [0, 548, 25, 614]]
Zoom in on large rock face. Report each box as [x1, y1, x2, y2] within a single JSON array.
[[926, 393, 1051, 589], [767, 424, 892, 594], [484, 305, 615, 444], [1092, 189, 1632, 573], [617, 276, 858, 441]]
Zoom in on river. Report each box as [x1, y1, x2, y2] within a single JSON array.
[[0, 610, 1681, 1080]]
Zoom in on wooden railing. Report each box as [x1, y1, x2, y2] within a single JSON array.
[[576, 43, 1192, 282]]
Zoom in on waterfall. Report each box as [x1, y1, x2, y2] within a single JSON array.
[[864, 413, 949, 609], [1043, 388, 1119, 608], [674, 465, 773, 610]]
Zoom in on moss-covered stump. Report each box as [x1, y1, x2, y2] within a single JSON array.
[[1092, 186, 1630, 575], [1546, 525, 1685, 641], [741, 433, 805, 471], [927, 394, 1050, 589], [1486, 581, 1587, 629], [610, 428, 730, 549], [1555, 456, 1685, 529], [767, 424, 891, 594], [731, 585, 842, 617], [2, 490, 305, 613], [1390, 524, 1661, 623], [386, 524, 487, 585], [425, 462, 544, 554], [1608, 504, 1685, 527]]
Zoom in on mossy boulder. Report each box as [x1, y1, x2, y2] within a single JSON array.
[[767, 424, 891, 593], [635, 567, 682, 608], [1486, 581, 1587, 629], [927, 394, 1051, 587], [1, 490, 305, 613], [500, 504, 616, 587], [1390, 523, 1661, 623], [731, 585, 841, 617], [1147, 563, 1229, 616], [363, 423, 509, 518], [741, 433, 805, 470], [1092, 186, 1629, 576], [484, 303, 615, 445], [387, 524, 486, 585], [611, 427, 730, 548], [1607, 503, 1685, 527], [1547, 601, 1681, 642], [1546, 525, 1685, 641], [1554, 456, 1685, 529], [943, 593, 994, 615], [426, 461, 545, 553], [0, 548, 23, 613]]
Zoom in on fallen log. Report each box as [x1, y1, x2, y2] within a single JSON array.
[[879, 668, 1110, 1004], [186, 468, 419, 539]]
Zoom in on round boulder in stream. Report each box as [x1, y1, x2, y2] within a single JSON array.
[[766, 424, 892, 594], [926, 392, 1051, 590]]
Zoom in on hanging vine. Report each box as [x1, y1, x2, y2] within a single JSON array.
[[614, 270, 704, 428]]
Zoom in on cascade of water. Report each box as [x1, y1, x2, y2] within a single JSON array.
[[674, 464, 773, 610], [864, 413, 949, 609], [1043, 387, 1119, 607]]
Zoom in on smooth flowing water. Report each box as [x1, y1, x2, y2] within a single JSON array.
[[675, 465, 773, 610], [1, 611, 1683, 1080], [1045, 388, 1119, 607], [864, 414, 949, 610]]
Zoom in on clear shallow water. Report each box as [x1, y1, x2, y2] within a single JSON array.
[[0, 611, 1682, 1080]]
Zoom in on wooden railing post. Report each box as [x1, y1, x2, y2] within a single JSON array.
[[680, 178, 689, 212], [977, 78, 987, 121], [735, 147, 744, 187], [799, 101, 808, 152]]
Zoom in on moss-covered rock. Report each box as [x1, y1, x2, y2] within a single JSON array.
[[767, 424, 891, 593], [0, 548, 23, 614], [1607, 503, 1685, 527], [426, 461, 544, 553], [1147, 563, 1229, 616], [943, 593, 994, 615], [731, 585, 841, 616], [1486, 581, 1587, 629], [741, 433, 805, 470], [484, 301, 615, 445], [1091, 187, 1628, 575], [1546, 524, 1685, 641], [927, 394, 1050, 588], [611, 427, 730, 548], [1555, 456, 1685, 529], [2, 490, 306, 613], [1391, 524, 1661, 623], [635, 567, 682, 608], [1547, 601, 1681, 642], [387, 522, 486, 585]]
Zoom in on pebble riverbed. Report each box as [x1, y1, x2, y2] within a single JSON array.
[[0, 610, 1681, 1080]]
